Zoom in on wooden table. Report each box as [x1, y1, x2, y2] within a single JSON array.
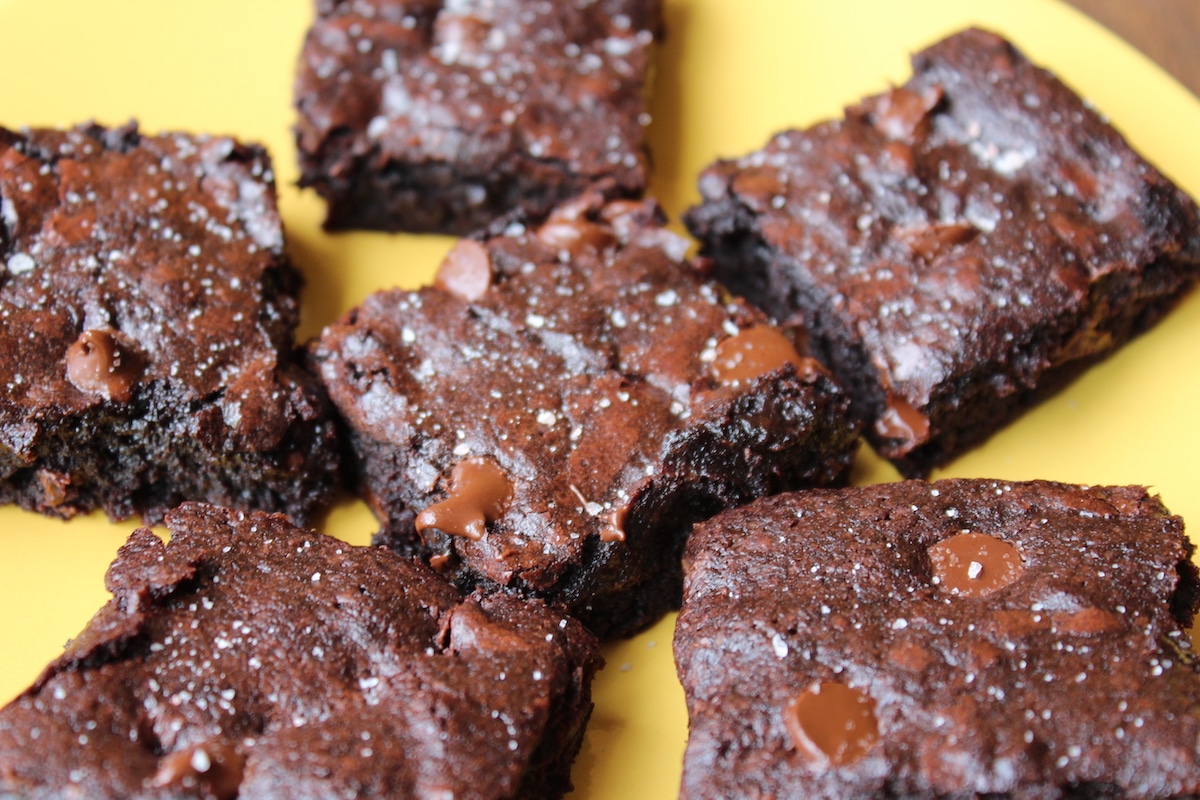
[[1065, 0, 1200, 98]]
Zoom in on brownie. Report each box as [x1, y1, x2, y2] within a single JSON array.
[[675, 479, 1200, 799], [310, 191, 860, 637], [0, 122, 339, 524], [685, 28, 1200, 476], [0, 502, 601, 799], [294, 0, 661, 235]]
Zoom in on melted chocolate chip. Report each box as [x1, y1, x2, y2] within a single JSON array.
[[151, 741, 245, 800], [785, 681, 879, 766], [600, 505, 628, 543], [416, 457, 513, 541], [711, 325, 818, 386], [873, 394, 930, 445], [435, 239, 493, 302], [929, 532, 1024, 597], [65, 328, 143, 402]]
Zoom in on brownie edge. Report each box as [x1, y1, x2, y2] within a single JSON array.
[[675, 479, 1200, 799]]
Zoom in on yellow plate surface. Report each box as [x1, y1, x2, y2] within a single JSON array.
[[1, 1, 1199, 797]]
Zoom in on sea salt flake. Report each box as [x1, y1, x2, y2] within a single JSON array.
[[7, 253, 35, 274]]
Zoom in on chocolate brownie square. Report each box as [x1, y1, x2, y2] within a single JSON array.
[[0, 503, 601, 799], [0, 122, 339, 524], [294, 0, 661, 234], [675, 479, 1200, 799], [685, 28, 1200, 476], [311, 191, 860, 637]]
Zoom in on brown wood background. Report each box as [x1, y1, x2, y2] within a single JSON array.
[[1064, 0, 1200, 98]]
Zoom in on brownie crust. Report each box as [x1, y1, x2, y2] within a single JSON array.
[[685, 28, 1200, 476], [295, 0, 661, 235], [311, 192, 860, 637], [675, 479, 1200, 799], [0, 122, 339, 524], [0, 503, 601, 800]]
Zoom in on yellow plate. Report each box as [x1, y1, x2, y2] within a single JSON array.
[[1, 1, 1198, 797]]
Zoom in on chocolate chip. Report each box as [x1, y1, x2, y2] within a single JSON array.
[[435, 239, 493, 302], [711, 325, 819, 386], [785, 681, 879, 766], [599, 505, 628, 543], [929, 532, 1024, 597], [873, 394, 930, 446], [416, 457, 513, 541], [65, 328, 143, 402]]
